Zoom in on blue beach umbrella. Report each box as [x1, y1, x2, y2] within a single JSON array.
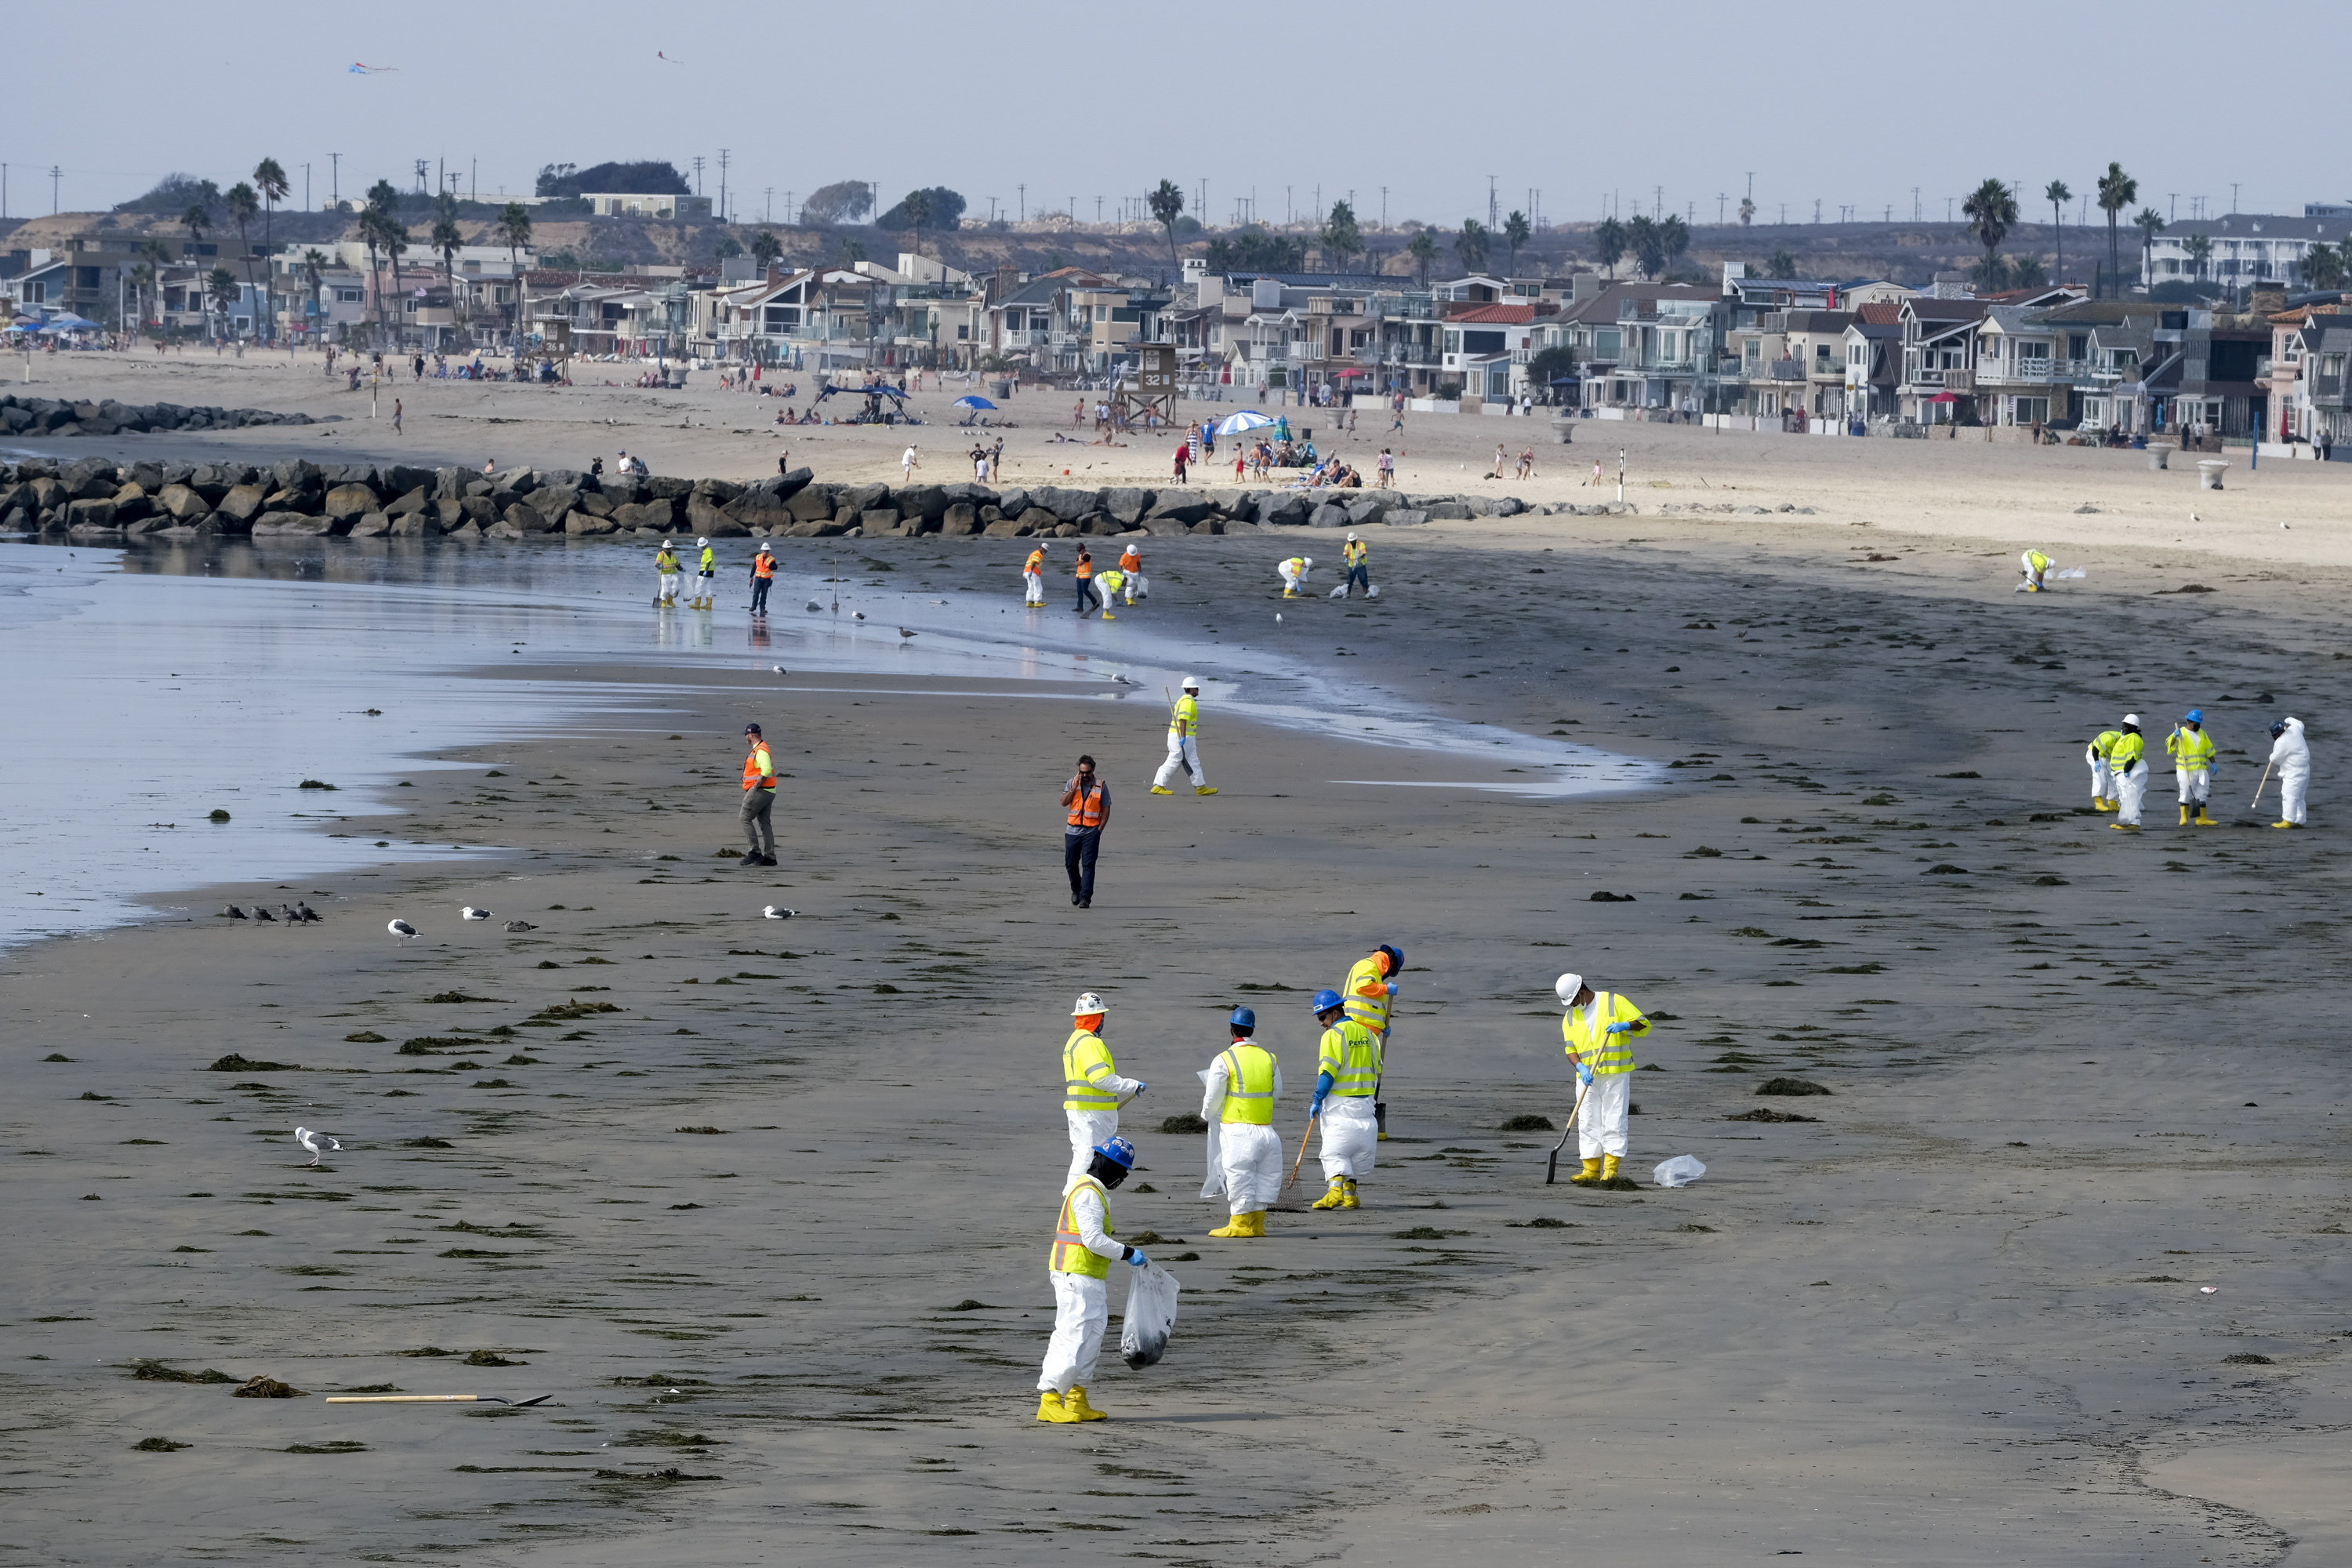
[[1213, 409, 1276, 437], [953, 394, 997, 410]]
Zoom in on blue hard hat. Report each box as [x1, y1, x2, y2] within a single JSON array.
[[2185, 709, 2203, 723], [1311, 989, 1345, 1014], [1091, 1134, 1136, 1170], [1229, 1007, 1256, 1031]]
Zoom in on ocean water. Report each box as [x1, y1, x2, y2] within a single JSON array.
[[0, 538, 1657, 950]]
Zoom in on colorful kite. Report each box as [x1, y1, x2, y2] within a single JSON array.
[[349, 61, 397, 74]]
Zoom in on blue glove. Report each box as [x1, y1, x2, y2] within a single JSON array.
[[1132, 1082, 1146, 1095], [1125, 1249, 1149, 1268], [1385, 981, 1398, 996], [1605, 1021, 1635, 1035], [1577, 1062, 1594, 1086], [1309, 1092, 1327, 1118]]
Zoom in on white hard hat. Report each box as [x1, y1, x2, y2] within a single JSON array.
[[662, 539, 673, 548], [1181, 675, 1200, 691], [1072, 992, 1107, 1016], [1555, 972, 1586, 1004], [1346, 531, 1358, 541], [1302, 557, 1313, 568], [2122, 713, 2141, 726], [697, 537, 709, 547]]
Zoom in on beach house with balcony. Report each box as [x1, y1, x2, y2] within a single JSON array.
[[1896, 297, 1990, 423]]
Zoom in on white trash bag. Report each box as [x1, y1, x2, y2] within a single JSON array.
[[1652, 1154, 1708, 1189], [1120, 1260, 1182, 1368], [1366, 584, 1380, 599], [2054, 567, 2087, 579], [1328, 583, 1348, 598]]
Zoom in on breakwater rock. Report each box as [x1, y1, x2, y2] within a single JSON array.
[[0, 392, 330, 439], [0, 456, 1619, 543]]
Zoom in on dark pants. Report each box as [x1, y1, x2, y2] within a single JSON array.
[[750, 576, 771, 613], [740, 789, 776, 857], [1074, 578, 1097, 613], [1064, 828, 1100, 903], [1345, 564, 1368, 596]]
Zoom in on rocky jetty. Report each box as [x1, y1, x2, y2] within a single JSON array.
[[0, 456, 1616, 543], [0, 392, 328, 438]]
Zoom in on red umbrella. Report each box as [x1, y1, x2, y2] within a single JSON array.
[[1927, 391, 1959, 403], [1334, 367, 1367, 377]]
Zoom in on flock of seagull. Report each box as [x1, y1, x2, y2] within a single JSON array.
[[220, 902, 319, 923]]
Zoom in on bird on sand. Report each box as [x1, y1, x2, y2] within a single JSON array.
[[851, 610, 867, 622], [254, 906, 277, 922], [771, 665, 787, 674], [502, 919, 537, 933], [762, 906, 797, 920], [388, 919, 419, 941], [222, 906, 248, 920], [898, 626, 916, 640], [462, 906, 493, 920], [296, 903, 321, 922], [293, 1127, 342, 1167], [278, 904, 302, 923]]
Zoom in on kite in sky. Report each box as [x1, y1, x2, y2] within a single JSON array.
[[656, 51, 685, 65], [349, 61, 397, 74]]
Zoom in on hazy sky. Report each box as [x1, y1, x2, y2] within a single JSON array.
[[2, 0, 2325, 230]]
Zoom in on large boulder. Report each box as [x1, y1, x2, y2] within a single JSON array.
[[771, 466, 815, 502], [939, 481, 999, 510], [488, 467, 537, 498], [532, 485, 582, 524], [1344, 495, 1396, 526], [613, 499, 674, 532], [502, 501, 557, 535], [1421, 499, 1473, 521], [1101, 487, 1156, 526], [388, 511, 442, 537], [109, 484, 156, 523], [691, 477, 745, 506], [1308, 503, 1351, 528], [1030, 485, 1099, 522], [939, 502, 980, 537], [994, 486, 1030, 517], [1255, 492, 1311, 527], [686, 496, 748, 538], [251, 511, 332, 536], [861, 508, 904, 534], [1384, 509, 1432, 527], [727, 490, 795, 532], [270, 458, 323, 495], [895, 484, 949, 524], [841, 482, 891, 514], [322, 483, 382, 522], [379, 463, 434, 497], [434, 466, 469, 501], [63, 458, 120, 500], [645, 475, 693, 501], [564, 510, 619, 535], [786, 485, 836, 522], [216, 484, 269, 523], [154, 483, 212, 524], [1142, 517, 1194, 538], [384, 487, 430, 518], [128, 461, 167, 492], [575, 491, 615, 519], [65, 498, 118, 528], [346, 512, 393, 539], [1017, 506, 1060, 535], [1145, 494, 1217, 527]]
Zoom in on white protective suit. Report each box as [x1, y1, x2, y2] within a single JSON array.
[[1277, 557, 1310, 596], [1152, 731, 1208, 791], [1066, 1101, 1134, 1190], [1576, 1071, 1634, 1160], [658, 570, 681, 604], [2085, 742, 2114, 807], [1037, 1181, 1124, 1394], [1022, 568, 1044, 606], [2114, 752, 2148, 826], [1198, 1051, 1285, 1216], [1316, 1094, 1379, 1181], [2270, 717, 2310, 825]]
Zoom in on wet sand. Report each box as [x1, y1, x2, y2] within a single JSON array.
[[4, 360, 2352, 1565]]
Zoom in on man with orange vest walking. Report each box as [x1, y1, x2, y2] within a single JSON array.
[[1060, 753, 1110, 908], [747, 543, 775, 616], [739, 723, 779, 867]]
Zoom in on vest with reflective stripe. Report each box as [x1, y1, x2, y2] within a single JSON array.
[[1051, 1177, 1113, 1279], [1025, 550, 1046, 575], [1066, 777, 1105, 829], [1564, 990, 1647, 1077], [1218, 1044, 1276, 1125], [1062, 1029, 1122, 1112], [742, 739, 776, 791], [655, 550, 679, 574], [1170, 694, 1199, 739], [1343, 953, 1392, 1036], [753, 554, 775, 579], [699, 546, 716, 574], [2111, 731, 2145, 770], [2169, 726, 2215, 770], [2089, 729, 2122, 762], [1318, 1020, 1381, 1097]]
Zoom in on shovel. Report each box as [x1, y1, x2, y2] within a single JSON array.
[[1544, 1072, 1599, 1185], [325, 1393, 553, 1406]]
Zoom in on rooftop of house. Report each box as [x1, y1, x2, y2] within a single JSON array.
[[1447, 303, 1537, 325], [1856, 302, 1905, 325]]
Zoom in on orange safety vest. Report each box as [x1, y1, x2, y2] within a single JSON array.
[[1118, 549, 1141, 573], [1025, 550, 1045, 574], [742, 739, 776, 792], [1075, 555, 1093, 579], [752, 554, 775, 579], [1066, 776, 1105, 829]]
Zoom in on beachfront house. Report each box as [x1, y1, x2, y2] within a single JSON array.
[[1729, 308, 1856, 425], [1896, 297, 1990, 423], [1537, 281, 1719, 416], [1968, 299, 2152, 430], [2142, 212, 2352, 294], [1841, 306, 1904, 423]]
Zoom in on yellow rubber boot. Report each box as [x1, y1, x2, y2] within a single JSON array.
[[1036, 1389, 1080, 1424], [1602, 1154, 1623, 1183], [1341, 1178, 1359, 1210], [1570, 1158, 1602, 1185], [2273, 820, 2298, 829], [2195, 808, 2219, 826], [1195, 786, 1218, 796], [2177, 804, 2190, 826], [1311, 1177, 1347, 1210], [1065, 1386, 1108, 1421], [1210, 1212, 1250, 1239], [1149, 786, 1174, 796], [1247, 1210, 1267, 1237]]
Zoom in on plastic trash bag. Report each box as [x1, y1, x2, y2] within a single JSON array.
[[1366, 584, 1380, 599], [2054, 567, 2087, 579], [1120, 1260, 1182, 1368], [1328, 583, 1348, 598], [1653, 1154, 1707, 1189], [1196, 1069, 1225, 1200]]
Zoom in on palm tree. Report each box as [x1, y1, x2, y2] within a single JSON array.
[[1407, 228, 1436, 288], [2044, 180, 2071, 281], [495, 201, 533, 347], [2096, 162, 2137, 295], [1455, 219, 1490, 275], [205, 266, 241, 336], [1660, 215, 1691, 278], [1148, 180, 1185, 275], [1962, 179, 2017, 285], [1502, 210, 1531, 274], [224, 183, 260, 338], [2183, 234, 2213, 285], [1320, 199, 1363, 274], [750, 229, 782, 272], [2300, 241, 2346, 292], [1593, 216, 1625, 278], [301, 248, 328, 343], [1737, 195, 1755, 227], [253, 159, 289, 343], [432, 205, 463, 350], [902, 188, 931, 260], [183, 201, 209, 245], [383, 220, 411, 349], [137, 238, 173, 334], [2133, 208, 2165, 291]]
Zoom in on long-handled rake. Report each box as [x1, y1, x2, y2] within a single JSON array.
[[324, 1393, 552, 1406]]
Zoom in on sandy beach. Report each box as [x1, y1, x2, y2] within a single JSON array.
[[3, 348, 2350, 1566]]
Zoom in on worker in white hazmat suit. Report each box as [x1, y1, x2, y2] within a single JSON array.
[[1308, 989, 1381, 1210], [2167, 709, 2220, 826], [2085, 724, 2123, 812], [1277, 555, 1312, 597], [2020, 549, 2053, 592], [2110, 713, 2148, 831], [1200, 1007, 1283, 1238], [1150, 675, 1215, 796], [1062, 993, 1144, 1190], [2268, 717, 2310, 827], [1557, 971, 1651, 1185], [1036, 1134, 1151, 1425]]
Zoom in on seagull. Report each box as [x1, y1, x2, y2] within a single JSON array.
[[278, 904, 302, 923], [463, 906, 493, 920], [223, 906, 248, 920], [851, 610, 867, 622], [503, 919, 537, 933], [293, 1127, 342, 1167], [898, 626, 916, 640], [806, 601, 822, 612], [296, 902, 321, 922], [254, 906, 278, 922], [388, 919, 419, 941], [771, 665, 787, 674], [763, 906, 796, 920], [1276, 612, 1283, 624]]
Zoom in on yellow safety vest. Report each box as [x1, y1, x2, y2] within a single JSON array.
[[2111, 732, 2145, 770], [1563, 990, 1648, 1077], [2168, 726, 2215, 771], [1062, 1029, 1123, 1112], [2026, 550, 2050, 573], [1318, 1020, 1381, 1098], [1050, 1176, 1114, 1279], [1342, 953, 1392, 1036], [699, 546, 717, 574], [655, 550, 679, 573], [1217, 1044, 1277, 1125], [1170, 694, 1199, 739], [1343, 540, 1367, 568], [2089, 729, 2122, 762]]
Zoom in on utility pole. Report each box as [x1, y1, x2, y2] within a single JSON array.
[[692, 156, 704, 196], [471, 158, 477, 203], [764, 187, 773, 223], [301, 163, 309, 211], [1018, 184, 1025, 223], [2169, 192, 2177, 220], [718, 149, 730, 223], [1718, 192, 1726, 223], [2230, 182, 2239, 214], [414, 159, 428, 196], [330, 152, 340, 207], [3, 164, 9, 220], [1654, 184, 1663, 220], [1912, 186, 1920, 221], [1488, 175, 1498, 231], [49, 165, 60, 215], [1946, 196, 1955, 223]]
